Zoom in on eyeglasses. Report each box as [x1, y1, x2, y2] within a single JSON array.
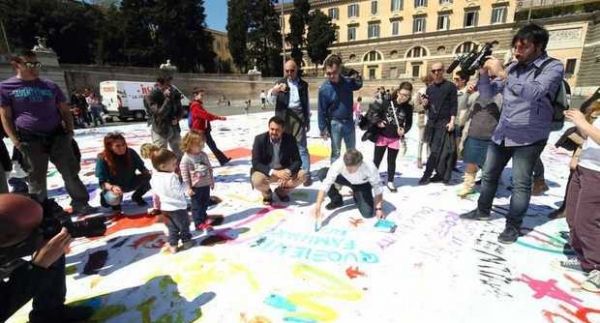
[[22, 61, 42, 69], [431, 69, 443, 73]]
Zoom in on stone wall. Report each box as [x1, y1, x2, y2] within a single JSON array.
[[577, 13, 600, 90]]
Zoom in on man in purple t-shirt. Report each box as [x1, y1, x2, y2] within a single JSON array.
[[0, 50, 95, 215]]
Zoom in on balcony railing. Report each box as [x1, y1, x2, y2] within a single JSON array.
[[516, 0, 592, 11]]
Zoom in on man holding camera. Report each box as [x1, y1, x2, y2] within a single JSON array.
[[144, 75, 184, 159], [318, 54, 363, 163], [0, 50, 96, 215], [418, 62, 458, 185], [268, 60, 312, 186], [460, 23, 565, 244], [0, 194, 93, 322]]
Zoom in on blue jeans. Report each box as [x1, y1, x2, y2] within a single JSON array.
[[163, 209, 192, 247], [297, 127, 310, 173], [330, 119, 356, 163], [191, 186, 211, 227], [477, 140, 546, 228]]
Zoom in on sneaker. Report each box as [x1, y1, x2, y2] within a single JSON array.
[[553, 258, 583, 272], [386, 182, 397, 192], [72, 204, 98, 216], [430, 174, 444, 183], [532, 178, 550, 196], [325, 200, 343, 210], [418, 176, 430, 185], [303, 173, 313, 187], [181, 240, 194, 250], [581, 270, 600, 292], [262, 190, 273, 205], [498, 226, 520, 244], [275, 188, 290, 202], [459, 209, 491, 221]]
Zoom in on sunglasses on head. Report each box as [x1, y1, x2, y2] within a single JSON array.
[[22, 61, 42, 69], [431, 68, 443, 73]]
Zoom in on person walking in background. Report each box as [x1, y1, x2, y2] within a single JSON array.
[[188, 88, 231, 166]]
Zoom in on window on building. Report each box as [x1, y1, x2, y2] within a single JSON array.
[[334, 30, 340, 42], [414, 0, 427, 8], [455, 41, 476, 54], [464, 10, 478, 27], [407, 46, 427, 58], [413, 17, 426, 33], [391, 0, 403, 11], [364, 50, 382, 61], [439, 0, 453, 4], [412, 65, 421, 77], [491, 6, 507, 24], [565, 59, 577, 74], [369, 67, 377, 80], [328, 7, 339, 20], [348, 27, 357, 41], [348, 3, 360, 18], [437, 14, 450, 30], [371, 1, 378, 15], [392, 21, 400, 36], [368, 23, 380, 39], [390, 67, 398, 79]]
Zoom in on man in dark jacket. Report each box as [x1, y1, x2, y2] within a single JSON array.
[[251, 116, 305, 204], [419, 62, 458, 185], [268, 60, 312, 186], [144, 76, 184, 158]]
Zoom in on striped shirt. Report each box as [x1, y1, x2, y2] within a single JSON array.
[[180, 152, 213, 188]]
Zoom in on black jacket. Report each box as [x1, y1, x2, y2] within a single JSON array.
[[252, 132, 301, 176], [361, 99, 413, 142], [274, 77, 310, 126]]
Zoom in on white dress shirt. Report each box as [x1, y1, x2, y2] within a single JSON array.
[[320, 159, 383, 195]]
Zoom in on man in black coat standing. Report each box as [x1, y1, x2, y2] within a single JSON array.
[[251, 116, 306, 205], [268, 60, 312, 186]]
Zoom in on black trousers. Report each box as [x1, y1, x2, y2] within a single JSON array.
[[0, 256, 66, 323], [318, 168, 374, 218], [205, 130, 229, 165], [373, 145, 399, 183]]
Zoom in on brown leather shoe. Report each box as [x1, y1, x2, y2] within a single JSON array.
[[532, 178, 549, 196]]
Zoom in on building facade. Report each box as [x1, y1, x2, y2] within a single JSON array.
[[207, 28, 237, 73], [280, 0, 599, 93]]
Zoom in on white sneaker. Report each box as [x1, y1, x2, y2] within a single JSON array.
[[552, 258, 583, 272], [581, 269, 600, 292], [386, 182, 397, 192]]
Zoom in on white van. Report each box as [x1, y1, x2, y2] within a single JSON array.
[[99, 81, 190, 121]]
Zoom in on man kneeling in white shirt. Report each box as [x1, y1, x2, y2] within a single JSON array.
[[314, 149, 385, 220]]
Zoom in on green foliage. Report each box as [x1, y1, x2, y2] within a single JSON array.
[[246, 0, 283, 76], [306, 9, 335, 72], [226, 0, 250, 72], [287, 0, 310, 69], [2, 0, 216, 72]]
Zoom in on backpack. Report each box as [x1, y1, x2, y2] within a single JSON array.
[[533, 58, 571, 131]]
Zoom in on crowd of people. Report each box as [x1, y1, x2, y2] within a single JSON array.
[[1, 22, 600, 322]]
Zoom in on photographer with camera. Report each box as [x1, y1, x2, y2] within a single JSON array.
[[418, 62, 458, 185], [460, 23, 565, 244], [0, 194, 93, 322], [144, 75, 184, 159], [318, 55, 363, 163], [269, 60, 313, 186], [0, 50, 96, 215]]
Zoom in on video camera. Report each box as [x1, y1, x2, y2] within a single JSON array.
[[446, 41, 498, 76], [0, 198, 106, 279], [341, 67, 360, 79]]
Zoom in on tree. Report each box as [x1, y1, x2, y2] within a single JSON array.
[[306, 9, 336, 74], [247, 0, 282, 76], [153, 0, 216, 72], [287, 0, 310, 71], [120, 0, 157, 66], [226, 0, 249, 72]]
